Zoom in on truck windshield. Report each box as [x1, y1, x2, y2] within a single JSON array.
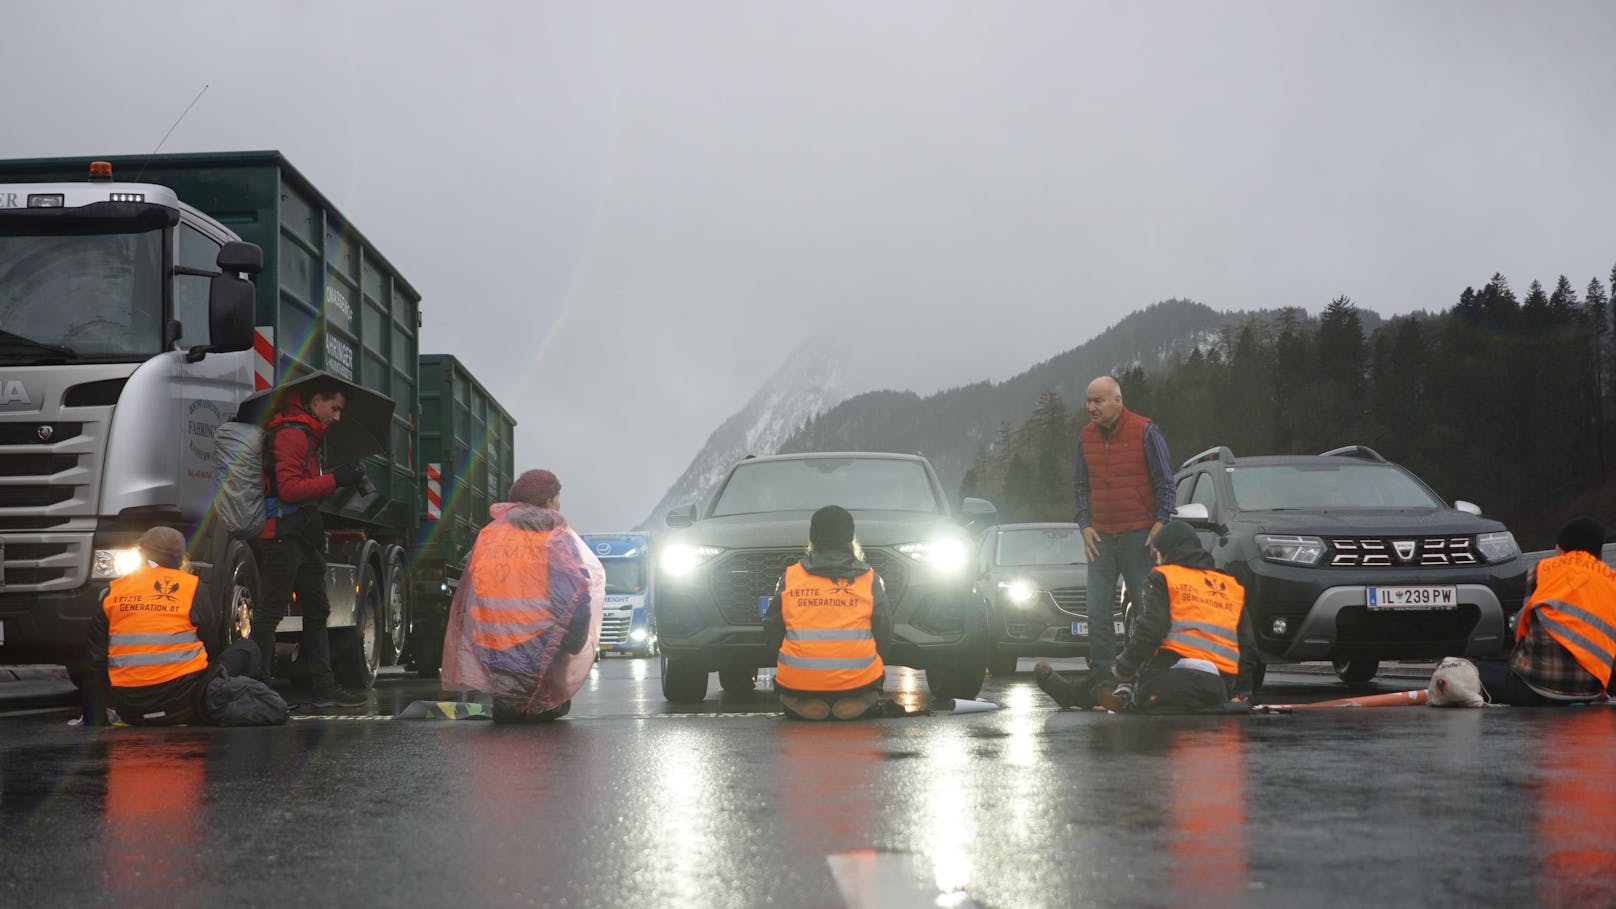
[[711, 458, 940, 516], [1229, 463, 1444, 510], [0, 229, 165, 360], [604, 560, 645, 595], [996, 528, 1087, 566]]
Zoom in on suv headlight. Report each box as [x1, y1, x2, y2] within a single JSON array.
[[92, 547, 145, 579], [1255, 534, 1326, 566], [897, 538, 969, 574], [1477, 531, 1520, 564], [660, 543, 723, 579], [997, 579, 1037, 606]]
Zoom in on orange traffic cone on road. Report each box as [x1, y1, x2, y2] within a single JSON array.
[[1260, 689, 1429, 711]]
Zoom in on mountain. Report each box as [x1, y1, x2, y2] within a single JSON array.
[[777, 299, 1240, 499], [639, 341, 861, 528]]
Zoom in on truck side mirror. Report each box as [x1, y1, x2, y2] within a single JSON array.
[[198, 272, 255, 356], [217, 240, 263, 275], [665, 504, 697, 528]]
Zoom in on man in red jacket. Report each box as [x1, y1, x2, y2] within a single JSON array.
[[1072, 375, 1176, 673], [249, 379, 367, 707]]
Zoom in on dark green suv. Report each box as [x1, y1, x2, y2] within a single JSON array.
[[654, 452, 998, 702]]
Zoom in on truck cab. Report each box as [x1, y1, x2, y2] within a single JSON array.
[[582, 532, 658, 657]]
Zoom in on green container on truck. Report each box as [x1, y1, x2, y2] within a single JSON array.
[[0, 150, 491, 688], [408, 353, 516, 675]]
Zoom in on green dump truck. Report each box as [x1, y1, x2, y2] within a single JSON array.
[[0, 151, 511, 687]]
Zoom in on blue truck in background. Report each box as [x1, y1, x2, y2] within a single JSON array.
[[581, 532, 658, 657]]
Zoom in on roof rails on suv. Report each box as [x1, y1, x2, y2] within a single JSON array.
[[1180, 446, 1236, 471], [1319, 445, 1388, 463]]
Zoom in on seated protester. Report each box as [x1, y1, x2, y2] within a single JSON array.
[[764, 505, 894, 721], [1470, 516, 1615, 706], [440, 469, 605, 724], [1034, 519, 1253, 713], [84, 527, 286, 726]]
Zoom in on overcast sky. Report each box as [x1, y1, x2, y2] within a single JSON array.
[[5, 1, 1615, 530]]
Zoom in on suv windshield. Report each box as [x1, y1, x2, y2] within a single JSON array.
[[711, 458, 940, 516], [1229, 463, 1443, 510], [603, 560, 645, 595], [0, 229, 165, 360], [996, 528, 1087, 566]]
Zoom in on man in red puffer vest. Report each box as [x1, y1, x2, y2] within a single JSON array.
[[1072, 375, 1176, 673]]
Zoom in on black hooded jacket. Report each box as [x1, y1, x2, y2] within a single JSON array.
[[1114, 526, 1256, 695]]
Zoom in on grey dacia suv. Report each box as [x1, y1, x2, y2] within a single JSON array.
[[654, 452, 998, 702]]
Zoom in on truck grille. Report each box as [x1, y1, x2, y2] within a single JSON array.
[[0, 423, 83, 445], [1329, 537, 1479, 568], [600, 612, 630, 645], [0, 536, 91, 591], [707, 548, 908, 626], [0, 454, 79, 477]]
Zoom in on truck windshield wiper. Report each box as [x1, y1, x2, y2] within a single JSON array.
[[0, 329, 78, 362]]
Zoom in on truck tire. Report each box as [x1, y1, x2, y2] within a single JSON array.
[[988, 648, 1019, 678], [223, 545, 259, 649], [1333, 658, 1379, 685], [333, 562, 382, 689], [380, 551, 409, 666], [661, 654, 708, 703], [718, 664, 757, 693]]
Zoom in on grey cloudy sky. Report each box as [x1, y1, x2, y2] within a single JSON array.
[[5, 1, 1615, 530]]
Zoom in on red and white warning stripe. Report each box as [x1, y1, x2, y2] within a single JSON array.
[[253, 327, 275, 391], [426, 463, 442, 520]]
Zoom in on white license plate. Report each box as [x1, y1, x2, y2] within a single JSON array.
[[1071, 621, 1127, 636], [1367, 585, 1458, 610]]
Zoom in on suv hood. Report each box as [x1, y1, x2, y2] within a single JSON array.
[[988, 564, 1088, 588], [1242, 508, 1507, 536], [671, 510, 966, 550]]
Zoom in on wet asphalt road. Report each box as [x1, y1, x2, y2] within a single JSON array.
[[3, 658, 1614, 909]]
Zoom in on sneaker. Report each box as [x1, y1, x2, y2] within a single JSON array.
[[1033, 660, 1078, 709], [311, 687, 369, 708]]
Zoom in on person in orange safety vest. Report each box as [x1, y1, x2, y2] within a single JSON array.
[[764, 505, 894, 720], [1469, 516, 1616, 705], [84, 527, 282, 726], [1035, 519, 1253, 713]]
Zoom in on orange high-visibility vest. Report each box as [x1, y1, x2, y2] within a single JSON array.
[[104, 567, 207, 688], [1154, 564, 1245, 675], [464, 521, 556, 651], [775, 562, 884, 692], [1518, 550, 1616, 688]]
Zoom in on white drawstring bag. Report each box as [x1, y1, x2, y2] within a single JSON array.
[[1427, 657, 1486, 707]]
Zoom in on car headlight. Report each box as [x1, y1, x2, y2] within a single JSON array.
[[998, 579, 1037, 606], [93, 547, 145, 579], [1255, 534, 1325, 566], [1476, 531, 1520, 564], [660, 543, 723, 578], [896, 538, 969, 574]]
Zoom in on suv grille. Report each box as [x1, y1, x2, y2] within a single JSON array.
[[1329, 536, 1479, 568], [1050, 586, 1089, 617], [707, 548, 909, 626]]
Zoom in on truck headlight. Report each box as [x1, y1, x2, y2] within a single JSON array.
[[629, 628, 648, 642], [93, 548, 144, 579], [897, 538, 969, 574], [1476, 531, 1520, 564], [1255, 534, 1326, 566], [661, 543, 722, 578], [998, 579, 1037, 606]]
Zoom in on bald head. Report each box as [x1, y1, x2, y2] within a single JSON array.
[[1084, 375, 1124, 428]]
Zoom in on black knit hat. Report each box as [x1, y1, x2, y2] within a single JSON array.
[[809, 505, 855, 550], [1150, 519, 1203, 562], [1557, 515, 1605, 557]]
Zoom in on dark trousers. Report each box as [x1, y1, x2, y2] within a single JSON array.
[[250, 537, 336, 691], [113, 639, 263, 726], [1472, 658, 1562, 707]]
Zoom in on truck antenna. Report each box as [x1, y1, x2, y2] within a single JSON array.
[[134, 83, 210, 182]]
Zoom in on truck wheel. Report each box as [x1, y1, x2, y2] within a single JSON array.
[[1333, 658, 1379, 685], [718, 665, 757, 693], [661, 654, 708, 702], [333, 562, 382, 689], [380, 551, 409, 666], [926, 656, 987, 700], [988, 648, 1019, 678], [224, 546, 259, 647]]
